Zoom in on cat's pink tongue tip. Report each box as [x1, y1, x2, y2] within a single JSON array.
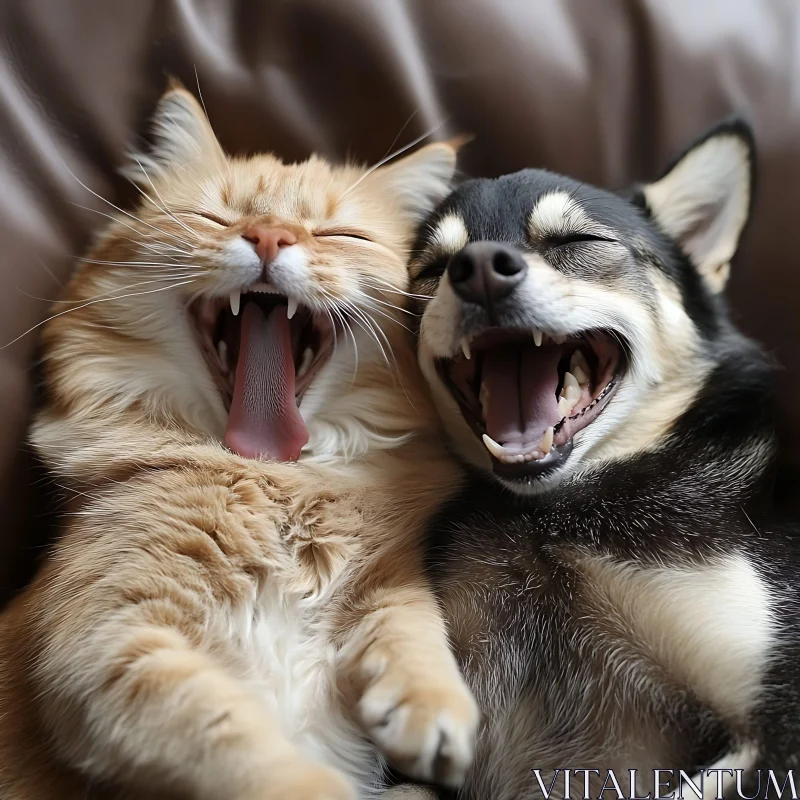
[[224, 302, 309, 462], [225, 428, 306, 462]]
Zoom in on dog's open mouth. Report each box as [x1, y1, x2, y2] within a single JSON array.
[[190, 284, 334, 462], [437, 329, 624, 479]]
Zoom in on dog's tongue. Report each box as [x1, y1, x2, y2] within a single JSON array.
[[482, 342, 562, 447], [225, 302, 308, 461]]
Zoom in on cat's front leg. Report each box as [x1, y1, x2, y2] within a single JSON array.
[[28, 604, 357, 800], [338, 584, 478, 790], [13, 483, 358, 800]]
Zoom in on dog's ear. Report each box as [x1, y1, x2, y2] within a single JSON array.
[[643, 118, 755, 293]]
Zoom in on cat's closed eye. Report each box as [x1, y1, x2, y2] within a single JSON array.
[[177, 210, 230, 228], [314, 230, 373, 243]]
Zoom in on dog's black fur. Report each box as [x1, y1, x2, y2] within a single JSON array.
[[408, 121, 800, 798]]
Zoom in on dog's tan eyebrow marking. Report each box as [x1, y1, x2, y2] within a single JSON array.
[[430, 213, 469, 254], [528, 191, 616, 241]]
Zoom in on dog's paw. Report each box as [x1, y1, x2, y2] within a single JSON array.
[[357, 665, 479, 788]]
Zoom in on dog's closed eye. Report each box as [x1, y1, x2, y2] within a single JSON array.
[[545, 232, 618, 249], [415, 256, 450, 282]]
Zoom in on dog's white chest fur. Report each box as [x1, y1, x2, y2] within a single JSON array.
[[580, 552, 775, 722], [456, 551, 776, 800]]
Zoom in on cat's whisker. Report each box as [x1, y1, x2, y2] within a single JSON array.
[[352, 288, 416, 333], [64, 166, 195, 249], [339, 121, 446, 200], [338, 297, 418, 410], [382, 108, 421, 166], [317, 287, 344, 348], [339, 298, 396, 369], [1, 280, 195, 350], [343, 318, 360, 387], [316, 287, 364, 390], [129, 157, 203, 242], [359, 291, 420, 318], [360, 302, 415, 334], [78, 257, 206, 270], [70, 202, 194, 254], [325, 298, 360, 388], [359, 277, 434, 301], [122, 238, 186, 261], [20, 275, 203, 305], [35, 256, 65, 288]]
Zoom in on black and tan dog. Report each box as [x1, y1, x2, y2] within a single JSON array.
[[405, 121, 800, 798]]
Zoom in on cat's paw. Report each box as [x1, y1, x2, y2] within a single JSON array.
[[357, 665, 479, 788]]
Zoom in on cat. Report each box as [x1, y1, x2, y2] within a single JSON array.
[[0, 84, 477, 800]]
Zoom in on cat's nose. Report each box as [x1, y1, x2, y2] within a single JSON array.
[[241, 225, 297, 266]]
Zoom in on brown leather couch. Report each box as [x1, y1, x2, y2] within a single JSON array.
[[2, 0, 799, 602]]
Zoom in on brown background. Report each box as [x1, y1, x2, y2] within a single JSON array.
[[1, 0, 798, 601]]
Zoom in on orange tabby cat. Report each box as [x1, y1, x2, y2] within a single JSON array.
[[0, 84, 477, 800]]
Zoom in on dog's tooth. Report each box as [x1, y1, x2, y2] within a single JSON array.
[[229, 290, 241, 317], [558, 396, 576, 418], [572, 365, 589, 387], [539, 426, 554, 455], [461, 337, 472, 360], [481, 433, 506, 460], [297, 347, 314, 378], [570, 350, 590, 387], [559, 372, 581, 406], [568, 386, 581, 404], [217, 340, 228, 370], [563, 370, 581, 400], [286, 297, 298, 320], [533, 329, 543, 347]]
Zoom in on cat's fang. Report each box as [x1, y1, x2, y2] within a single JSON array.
[[230, 290, 241, 317], [287, 298, 298, 320]]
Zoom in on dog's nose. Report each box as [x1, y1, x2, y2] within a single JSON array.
[[447, 241, 528, 308], [241, 225, 297, 266]]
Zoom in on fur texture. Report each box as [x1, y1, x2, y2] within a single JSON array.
[[409, 120, 800, 798], [0, 86, 478, 799]]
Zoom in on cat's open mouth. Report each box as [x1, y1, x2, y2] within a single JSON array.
[[190, 284, 335, 462], [437, 329, 624, 480]]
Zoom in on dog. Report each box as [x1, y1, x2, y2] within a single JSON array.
[[407, 119, 800, 798]]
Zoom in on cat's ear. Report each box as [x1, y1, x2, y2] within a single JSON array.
[[122, 80, 225, 185], [642, 118, 754, 293], [366, 141, 460, 219]]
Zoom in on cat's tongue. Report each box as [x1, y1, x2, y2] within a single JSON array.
[[481, 342, 562, 448], [224, 302, 308, 461]]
